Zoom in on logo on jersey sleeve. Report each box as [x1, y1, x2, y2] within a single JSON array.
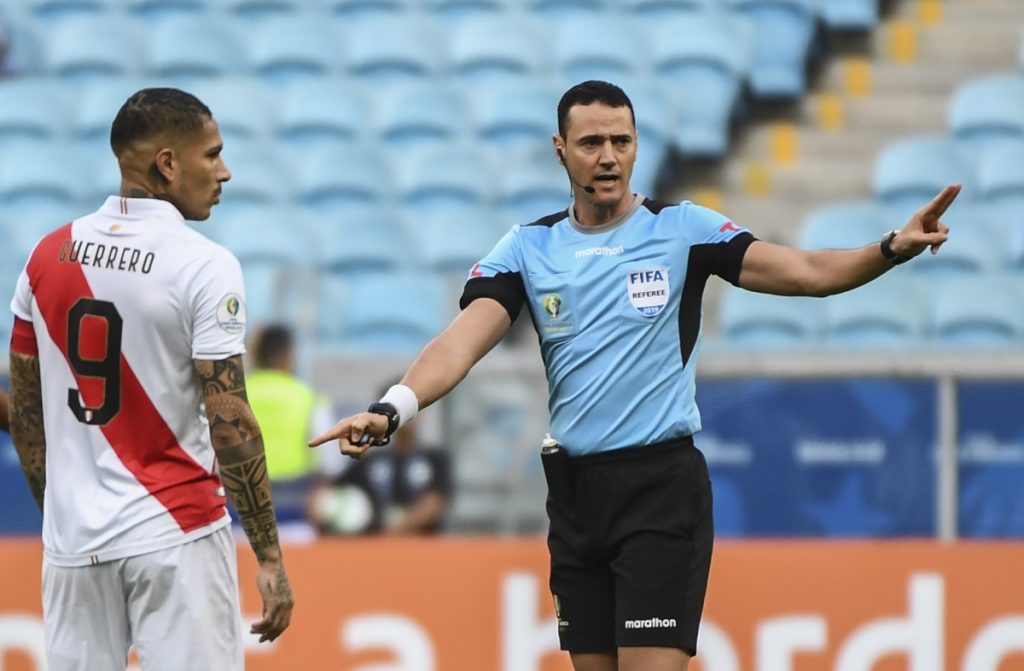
[[216, 293, 247, 334], [626, 267, 669, 317]]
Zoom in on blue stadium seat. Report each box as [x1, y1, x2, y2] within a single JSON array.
[[214, 206, 310, 268], [426, 0, 510, 20], [25, 0, 113, 19], [223, 0, 306, 19], [292, 143, 394, 212], [552, 16, 647, 85], [625, 80, 674, 196], [120, 0, 205, 19], [321, 0, 416, 17], [717, 288, 820, 349], [446, 14, 550, 85], [147, 16, 242, 81], [650, 11, 752, 156], [397, 144, 495, 213], [930, 274, 1024, 348], [822, 277, 926, 349], [372, 81, 468, 150], [0, 79, 71, 144], [798, 201, 895, 250], [872, 135, 974, 216], [44, 15, 145, 80], [404, 205, 502, 274], [468, 78, 558, 156], [188, 78, 276, 142], [245, 15, 338, 82], [815, 0, 878, 30], [1, 201, 80, 267], [342, 14, 442, 83], [623, 0, 719, 16], [276, 78, 370, 151], [317, 206, 414, 272], [728, 0, 818, 98], [498, 153, 572, 223], [904, 204, 1005, 276], [949, 74, 1024, 156], [220, 141, 291, 208], [527, 0, 609, 18], [0, 141, 85, 209], [317, 271, 448, 352], [977, 139, 1024, 215], [78, 143, 122, 206], [3, 14, 46, 76], [72, 77, 145, 145]]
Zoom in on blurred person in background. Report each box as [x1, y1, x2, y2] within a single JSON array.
[[311, 80, 958, 671], [310, 381, 451, 536], [8, 87, 292, 671], [247, 322, 333, 534]]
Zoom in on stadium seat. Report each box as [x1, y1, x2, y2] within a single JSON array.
[[44, 15, 145, 80], [72, 77, 146, 145], [930, 274, 1024, 348], [245, 15, 339, 82], [317, 271, 448, 352], [815, 0, 878, 30], [716, 288, 820, 349], [527, 0, 609, 18], [1, 201, 80, 267], [3, 14, 46, 76], [822, 277, 926, 349], [426, 0, 510, 20], [396, 144, 495, 212], [0, 79, 71, 144], [552, 16, 647, 85], [949, 74, 1024, 156], [219, 141, 291, 208], [25, 0, 112, 19], [371, 81, 468, 150], [798, 201, 895, 251], [276, 78, 370, 150], [317, 206, 414, 272], [623, 0, 719, 16], [498, 153, 572, 223], [120, 0, 205, 19], [147, 16, 242, 81], [188, 78, 276, 142], [625, 79, 674, 196], [727, 0, 818, 98], [321, 0, 416, 17], [402, 204, 502, 273], [0, 141, 85, 209], [342, 14, 442, 83], [872, 135, 974, 216], [977, 139, 1024, 215], [904, 205, 1005, 275], [468, 78, 559, 157], [650, 11, 752, 156], [214, 206, 310, 268], [446, 14, 550, 85], [292, 143, 394, 212], [222, 0, 306, 19]]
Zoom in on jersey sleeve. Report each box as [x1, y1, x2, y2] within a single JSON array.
[[683, 202, 757, 287], [190, 247, 248, 360], [458, 226, 527, 322], [10, 267, 33, 322]]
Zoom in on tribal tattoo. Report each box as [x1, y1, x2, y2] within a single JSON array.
[[9, 352, 46, 511], [194, 355, 281, 564]]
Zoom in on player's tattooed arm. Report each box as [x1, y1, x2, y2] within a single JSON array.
[[0, 386, 10, 433], [9, 353, 46, 511], [193, 355, 282, 564]]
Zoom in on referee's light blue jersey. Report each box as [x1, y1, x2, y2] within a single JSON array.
[[461, 195, 756, 456]]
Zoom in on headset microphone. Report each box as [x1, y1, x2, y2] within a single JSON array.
[[558, 149, 596, 194]]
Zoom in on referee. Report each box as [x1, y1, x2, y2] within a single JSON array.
[[311, 80, 958, 671]]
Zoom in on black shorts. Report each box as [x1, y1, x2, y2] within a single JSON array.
[[545, 436, 713, 656]]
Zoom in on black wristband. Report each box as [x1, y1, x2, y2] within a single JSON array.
[[366, 402, 399, 445], [880, 230, 911, 265]]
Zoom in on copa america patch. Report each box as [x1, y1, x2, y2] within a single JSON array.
[[626, 267, 669, 317], [216, 293, 247, 334]]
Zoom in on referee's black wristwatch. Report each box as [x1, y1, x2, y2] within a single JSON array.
[[880, 230, 912, 265], [365, 402, 399, 445]]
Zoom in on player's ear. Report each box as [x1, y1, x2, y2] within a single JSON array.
[[152, 147, 175, 185]]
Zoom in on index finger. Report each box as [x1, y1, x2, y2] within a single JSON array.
[[920, 184, 961, 219], [308, 422, 346, 448]]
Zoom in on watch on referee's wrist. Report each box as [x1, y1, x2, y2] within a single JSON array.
[[366, 402, 399, 445], [880, 230, 911, 265]]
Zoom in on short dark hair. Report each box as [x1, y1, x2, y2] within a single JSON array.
[[557, 80, 635, 139], [252, 324, 294, 369], [110, 88, 212, 157]]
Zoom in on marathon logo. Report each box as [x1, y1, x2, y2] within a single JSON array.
[[575, 245, 625, 259], [626, 266, 669, 317], [624, 617, 678, 629]]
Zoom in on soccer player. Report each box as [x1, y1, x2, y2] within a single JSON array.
[[7, 88, 293, 671], [310, 80, 957, 671]]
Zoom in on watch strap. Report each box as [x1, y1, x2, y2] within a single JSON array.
[[880, 230, 911, 265]]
